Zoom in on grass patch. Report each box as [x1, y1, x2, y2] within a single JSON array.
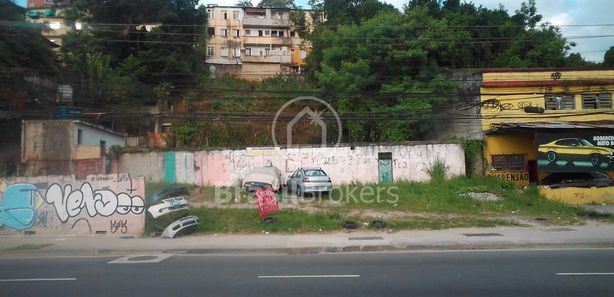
[[329, 176, 584, 224], [189, 208, 343, 234], [144, 176, 591, 235]]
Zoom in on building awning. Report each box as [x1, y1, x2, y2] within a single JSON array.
[[487, 121, 614, 134]]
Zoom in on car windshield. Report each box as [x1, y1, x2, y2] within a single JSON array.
[[579, 139, 594, 147]]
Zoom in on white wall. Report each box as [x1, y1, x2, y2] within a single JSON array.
[[119, 142, 466, 186]]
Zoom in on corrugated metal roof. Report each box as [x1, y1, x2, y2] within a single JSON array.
[[488, 121, 614, 133]]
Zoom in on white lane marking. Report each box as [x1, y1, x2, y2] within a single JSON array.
[[556, 273, 614, 276], [108, 254, 173, 264], [258, 274, 360, 279], [0, 278, 76, 282]]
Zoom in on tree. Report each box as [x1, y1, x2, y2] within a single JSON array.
[[236, 0, 253, 7], [604, 46, 614, 67], [62, 0, 207, 106], [257, 0, 295, 8], [305, 0, 585, 142], [0, 0, 58, 105]]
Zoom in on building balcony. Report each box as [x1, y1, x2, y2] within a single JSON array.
[[243, 36, 293, 46], [242, 55, 291, 64], [242, 17, 290, 28]]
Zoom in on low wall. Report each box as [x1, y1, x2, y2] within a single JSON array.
[[0, 173, 145, 235], [118, 143, 466, 186]]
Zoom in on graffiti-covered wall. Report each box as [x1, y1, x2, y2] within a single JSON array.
[[118, 143, 466, 186], [0, 174, 145, 235]]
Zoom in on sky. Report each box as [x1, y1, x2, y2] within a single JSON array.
[[199, 0, 614, 62]]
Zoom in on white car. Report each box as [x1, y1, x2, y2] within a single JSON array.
[[287, 167, 333, 196]]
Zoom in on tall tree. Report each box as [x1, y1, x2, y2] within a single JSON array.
[[603, 46, 614, 67], [236, 0, 253, 7], [306, 0, 584, 142], [62, 0, 206, 106], [257, 0, 295, 8], [0, 0, 58, 105]]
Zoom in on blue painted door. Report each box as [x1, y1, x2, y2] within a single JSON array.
[[164, 152, 176, 183], [378, 159, 393, 184]]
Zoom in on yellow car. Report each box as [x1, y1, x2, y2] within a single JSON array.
[[538, 138, 614, 167]]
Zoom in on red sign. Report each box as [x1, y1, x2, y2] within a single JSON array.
[[255, 188, 279, 218]]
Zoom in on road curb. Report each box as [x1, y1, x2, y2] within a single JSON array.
[[2, 241, 614, 258]]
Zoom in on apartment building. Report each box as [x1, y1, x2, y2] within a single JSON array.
[[25, 0, 74, 47], [205, 5, 312, 81]]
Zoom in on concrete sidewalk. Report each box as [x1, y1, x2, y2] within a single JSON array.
[[1, 221, 614, 257]]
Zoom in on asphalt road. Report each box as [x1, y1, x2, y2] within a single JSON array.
[[1, 249, 614, 297]]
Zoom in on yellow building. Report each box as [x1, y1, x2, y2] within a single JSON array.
[[204, 5, 313, 81], [480, 69, 614, 204]]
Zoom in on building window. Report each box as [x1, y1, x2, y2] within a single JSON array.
[[265, 48, 270, 56], [258, 30, 263, 36], [232, 47, 241, 57], [222, 11, 228, 20], [207, 27, 215, 37], [221, 47, 228, 57], [290, 31, 296, 37], [233, 29, 240, 37], [245, 29, 251, 36], [77, 129, 83, 145], [207, 10, 214, 20], [582, 93, 612, 109], [492, 155, 525, 171], [233, 11, 240, 20], [545, 94, 574, 110], [221, 29, 228, 37], [245, 48, 252, 56], [264, 30, 270, 36], [206, 46, 214, 56]]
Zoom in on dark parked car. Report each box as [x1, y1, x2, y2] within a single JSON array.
[[540, 172, 614, 189]]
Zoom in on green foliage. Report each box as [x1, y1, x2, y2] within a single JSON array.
[[0, 1, 57, 76], [257, 0, 295, 8], [61, 0, 206, 106], [236, 0, 253, 7], [604, 46, 614, 67], [455, 138, 485, 176], [109, 145, 123, 156], [172, 123, 201, 147], [425, 158, 449, 183]]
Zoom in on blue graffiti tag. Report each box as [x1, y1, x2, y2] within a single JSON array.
[[0, 183, 40, 230]]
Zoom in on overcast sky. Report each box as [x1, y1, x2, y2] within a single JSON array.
[[200, 0, 613, 62]]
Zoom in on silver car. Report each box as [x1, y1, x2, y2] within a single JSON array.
[[287, 167, 333, 196]]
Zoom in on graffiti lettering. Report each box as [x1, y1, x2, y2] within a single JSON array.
[[114, 173, 130, 183], [36, 211, 48, 227], [110, 220, 128, 234], [45, 182, 144, 223]]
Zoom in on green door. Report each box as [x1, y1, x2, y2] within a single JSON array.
[[378, 152, 393, 183], [164, 151, 176, 183]]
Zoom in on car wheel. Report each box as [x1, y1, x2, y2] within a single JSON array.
[[589, 154, 601, 167], [546, 151, 557, 163]]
